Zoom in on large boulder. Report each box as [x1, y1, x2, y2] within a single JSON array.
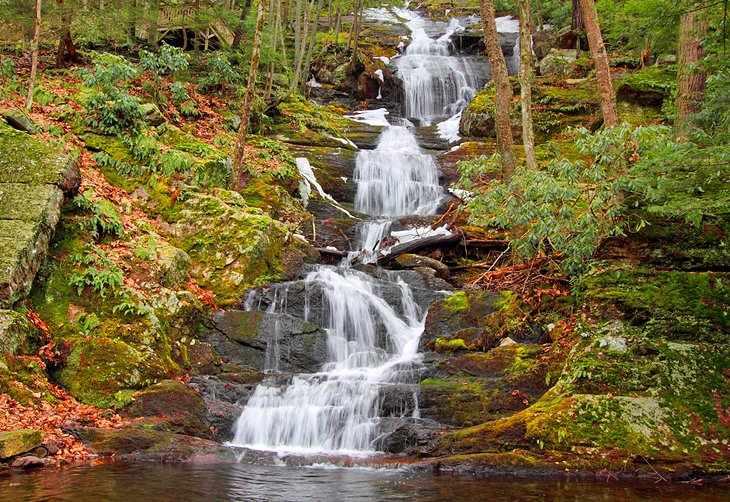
[[121, 379, 211, 439], [0, 124, 80, 307], [172, 189, 318, 306], [76, 427, 239, 463]]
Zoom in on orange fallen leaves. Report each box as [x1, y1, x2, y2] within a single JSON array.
[[0, 383, 127, 466]]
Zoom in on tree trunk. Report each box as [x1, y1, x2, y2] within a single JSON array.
[[349, 0, 363, 71], [55, 0, 80, 66], [579, 0, 618, 128], [26, 0, 42, 110], [480, 0, 516, 178], [676, 5, 708, 131], [231, 0, 254, 50], [571, 0, 584, 31], [288, 0, 313, 96], [535, 0, 543, 30], [146, 0, 160, 48], [231, 0, 267, 190], [302, 0, 325, 87], [334, 4, 342, 49], [519, 0, 536, 170]]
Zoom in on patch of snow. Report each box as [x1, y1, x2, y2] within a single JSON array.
[[345, 108, 390, 127], [324, 133, 358, 149], [374, 69, 384, 82], [436, 112, 462, 144], [307, 76, 322, 88], [296, 157, 356, 218], [374, 56, 390, 65], [449, 187, 472, 201]]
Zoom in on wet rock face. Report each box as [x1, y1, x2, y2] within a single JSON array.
[[210, 310, 329, 374], [0, 429, 43, 460]]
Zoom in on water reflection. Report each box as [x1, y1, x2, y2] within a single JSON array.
[[0, 463, 725, 502]]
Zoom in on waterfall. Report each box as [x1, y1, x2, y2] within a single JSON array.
[[230, 267, 424, 453], [229, 7, 506, 456], [395, 17, 490, 125], [354, 126, 442, 218]]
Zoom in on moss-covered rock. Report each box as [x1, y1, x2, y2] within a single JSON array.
[[54, 336, 170, 408], [77, 427, 238, 463], [420, 344, 549, 427], [617, 65, 677, 106], [0, 309, 38, 355], [121, 379, 211, 439], [0, 124, 80, 307], [172, 188, 317, 305], [0, 429, 43, 460]]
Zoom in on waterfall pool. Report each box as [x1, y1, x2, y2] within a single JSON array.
[[1, 463, 725, 501]]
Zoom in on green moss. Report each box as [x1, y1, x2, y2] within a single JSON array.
[[443, 291, 468, 313], [617, 66, 677, 96], [435, 337, 469, 353], [579, 267, 729, 342], [54, 336, 168, 408]]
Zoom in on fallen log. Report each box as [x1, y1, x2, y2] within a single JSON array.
[[377, 231, 462, 264], [315, 247, 349, 259]]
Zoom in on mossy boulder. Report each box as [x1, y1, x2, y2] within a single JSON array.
[[538, 49, 589, 78], [420, 344, 549, 427], [0, 429, 43, 460], [1, 107, 40, 134], [54, 336, 170, 408], [422, 290, 535, 351], [132, 233, 191, 289], [0, 309, 38, 355], [173, 188, 317, 305], [121, 379, 211, 439], [578, 267, 729, 343], [617, 65, 677, 106]]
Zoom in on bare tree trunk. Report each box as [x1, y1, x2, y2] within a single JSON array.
[[231, 0, 267, 190], [579, 0, 618, 128], [146, 0, 160, 48], [676, 5, 707, 131], [571, 0, 584, 31], [55, 0, 80, 66], [231, 0, 254, 50], [288, 0, 313, 96], [480, 0, 515, 178], [302, 0, 325, 87], [349, 0, 363, 71], [26, 0, 42, 110], [334, 4, 342, 49], [519, 0, 536, 170], [535, 0, 543, 30]]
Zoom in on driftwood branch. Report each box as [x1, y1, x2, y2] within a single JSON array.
[[377, 231, 463, 264]]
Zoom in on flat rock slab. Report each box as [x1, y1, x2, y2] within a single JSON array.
[[0, 429, 43, 460], [79, 427, 239, 464], [0, 124, 80, 307]]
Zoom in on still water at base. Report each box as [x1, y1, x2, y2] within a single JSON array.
[[1, 463, 725, 501]]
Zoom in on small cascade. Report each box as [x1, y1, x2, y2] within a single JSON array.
[[394, 17, 490, 125], [230, 267, 424, 453], [354, 126, 442, 217]]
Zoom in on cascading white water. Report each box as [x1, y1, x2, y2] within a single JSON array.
[[231, 267, 424, 453], [354, 126, 442, 218], [395, 17, 489, 125], [230, 7, 506, 456]]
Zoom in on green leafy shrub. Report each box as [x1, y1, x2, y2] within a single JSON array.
[[73, 191, 125, 239], [82, 53, 144, 135], [199, 54, 240, 91], [455, 124, 679, 274], [169, 82, 191, 105], [0, 58, 16, 79], [139, 43, 190, 74], [69, 246, 125, 298]]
